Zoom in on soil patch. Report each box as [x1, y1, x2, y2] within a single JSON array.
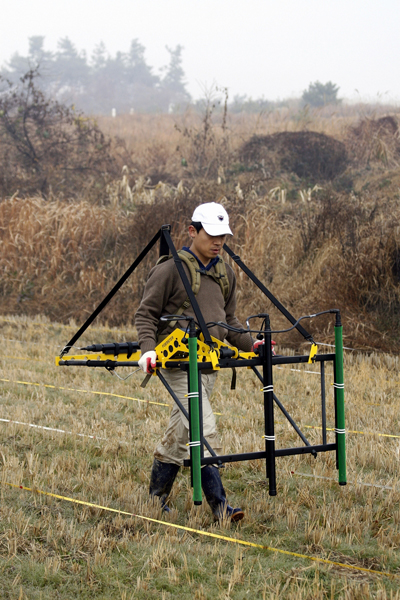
[[238, 131, 348, 181]]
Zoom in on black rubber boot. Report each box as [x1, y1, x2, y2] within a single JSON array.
[[201, 465, 244, 522], [149, 458, 180, 511]]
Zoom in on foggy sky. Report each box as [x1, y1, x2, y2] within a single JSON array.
[[2, 0, 399, 103]]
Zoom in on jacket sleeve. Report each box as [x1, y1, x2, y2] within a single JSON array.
[[135, 262, 179, 354], [224, 265, 254, 352]]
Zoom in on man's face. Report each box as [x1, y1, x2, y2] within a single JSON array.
[[188, 226, 226, 265]]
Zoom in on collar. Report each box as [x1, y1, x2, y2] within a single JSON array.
[[182, 247, 219, 271]]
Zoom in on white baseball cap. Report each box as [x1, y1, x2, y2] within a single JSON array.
[[191, 202, 233, 236]]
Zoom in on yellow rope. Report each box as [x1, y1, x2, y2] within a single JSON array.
[[0, 377, 169, 407], [0, 377, 398, 437], [3, 481, 398, 580]]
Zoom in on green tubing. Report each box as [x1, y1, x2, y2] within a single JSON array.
[[188, 334, 202, 504], [334, 322, 347, 485]]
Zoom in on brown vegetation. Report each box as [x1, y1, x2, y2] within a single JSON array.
[[0, 317, 400, 597], [1, 105, 400, 351], [0, 70, 123, 199], [1, 103, 400, 597], [346, 115, 400, 169]]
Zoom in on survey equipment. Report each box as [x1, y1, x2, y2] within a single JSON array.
[[56, 225, 346, 501]]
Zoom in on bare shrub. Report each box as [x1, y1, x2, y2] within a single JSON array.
[[175, 87, 232, 179], [0, 69, 120, 199], [1, 102, 400, 351], [285, 190, 400, 347], [0, 190, 210, 324]]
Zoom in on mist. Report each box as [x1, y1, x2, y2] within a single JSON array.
[[1, 0, 399, 105]]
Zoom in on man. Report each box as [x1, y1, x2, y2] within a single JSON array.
[[135, 202, 253, 522]]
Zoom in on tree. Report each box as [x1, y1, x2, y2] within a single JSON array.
[[302, 81, 341, 107], [126, 39, 158, 88], [27, 36, 54, 70], [0, 68, 118, 198], [91, 41, 108, 72], [87, 39, 162, 113], [123, 39, 161, 112], [160, 45, 191, 111], [53, 37, 89, 99], [0, 37, 191, 114], [1, 36, 54, 89]]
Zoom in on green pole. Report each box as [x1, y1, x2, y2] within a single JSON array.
[[188, 320, 202, 505], [334, 311, 347, 485]]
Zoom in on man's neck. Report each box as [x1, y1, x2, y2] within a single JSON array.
[[183, 246, 219, 271], [188, 245, 209, 267]]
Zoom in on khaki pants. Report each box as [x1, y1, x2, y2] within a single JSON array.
[[154, 368, 222, 466]]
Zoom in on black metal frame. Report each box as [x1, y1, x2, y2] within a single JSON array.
[[61, 224, 341, 496], [177, 350, 337, 496]]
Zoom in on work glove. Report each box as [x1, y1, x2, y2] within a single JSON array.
[[138, 350, 157, 374], [252, 339, 276, 356]]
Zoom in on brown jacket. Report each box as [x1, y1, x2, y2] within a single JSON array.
[[135, 256, 253, 354]]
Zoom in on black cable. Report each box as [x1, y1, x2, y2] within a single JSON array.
[[160, 315, 211, 349], [207, 309, 338, 336]]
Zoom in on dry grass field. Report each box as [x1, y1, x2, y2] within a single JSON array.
[[1, 103, 400, 598], [0, 315, 400, 599]]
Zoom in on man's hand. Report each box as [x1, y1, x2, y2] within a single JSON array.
[[252, 339, 276, 355], [138, 350, 157, 374]]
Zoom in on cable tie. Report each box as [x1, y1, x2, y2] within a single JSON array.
[[262, 435, 276, 441], [186, 441, 201, 447], [185, 392, 199, 398], [335, 428, 346, 435], [333, 383, 344, 389], [260, 385, 273, 393]]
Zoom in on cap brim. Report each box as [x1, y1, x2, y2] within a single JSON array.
[[202, 223, 233, 236]]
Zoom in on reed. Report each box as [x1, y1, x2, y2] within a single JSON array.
[[1, 169, 400, 351]]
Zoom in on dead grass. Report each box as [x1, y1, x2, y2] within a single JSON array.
[[0, 316, 400, 597], [346, 115, 400, 169], [1, 106, 400, 350], [98, 102, 399, 163], [1, 174, 400, 352], [1, 101, 400, 596]]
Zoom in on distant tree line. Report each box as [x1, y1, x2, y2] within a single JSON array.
[[228, 82, 341, 114], [0, 37, 342, 115], [0, 36, 191, 114]]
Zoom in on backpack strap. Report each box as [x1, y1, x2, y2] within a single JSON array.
[[155, 251, 229, 338], [156, 250, 201, 333], [214, 256, 230, 303], [199, 256, 230, 303], [156, 250, 200, 292], [177, 250, 202, 295]]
